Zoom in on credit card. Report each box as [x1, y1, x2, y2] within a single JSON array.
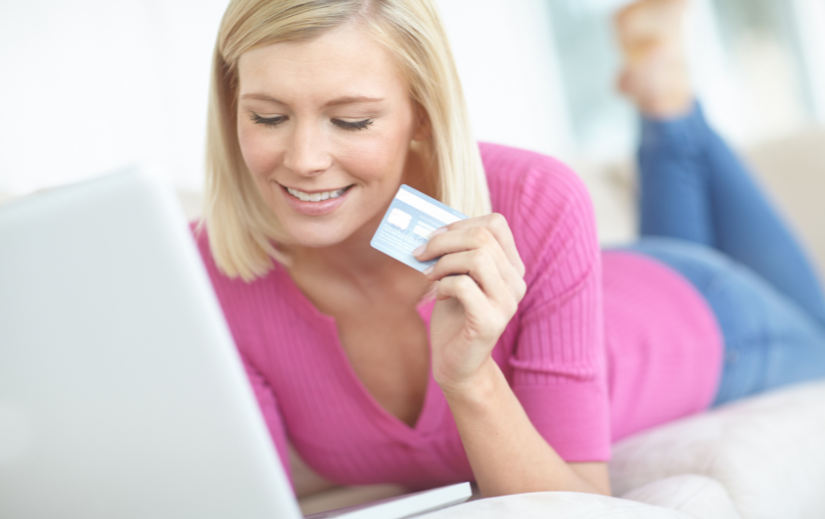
[[371, 184, 468, 272]]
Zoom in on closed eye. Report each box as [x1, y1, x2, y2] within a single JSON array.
[[251, 113, 286, 127], [332, 118, 374, 131]]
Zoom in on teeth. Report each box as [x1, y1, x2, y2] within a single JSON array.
[[286, 186, 348, 202]]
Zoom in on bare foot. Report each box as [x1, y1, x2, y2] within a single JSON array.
[[614, 0, 694, 119]]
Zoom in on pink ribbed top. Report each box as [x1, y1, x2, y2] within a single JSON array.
[[195, 142, 723, 490]]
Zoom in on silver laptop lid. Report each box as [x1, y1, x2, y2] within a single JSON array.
[[0, 171, 301, 519]]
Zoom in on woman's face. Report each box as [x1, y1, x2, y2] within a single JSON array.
[[236, 24, 426, 249]]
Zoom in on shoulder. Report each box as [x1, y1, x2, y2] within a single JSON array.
[[479, 141, 589, 204], [190, 220, 210, 257], [189, 220, 227, 283], [188, 220, 274, 302], [188, 221, 303, 347], [479, 142, 594, 232], [478, 142, 598, 273]]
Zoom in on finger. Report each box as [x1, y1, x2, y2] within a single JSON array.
[[415, 224, 494, 260], [420, 214, 525, 277], [435, 275, 507, 341], [435, 273, 488, 313], [425, 249, 514, 308], [449, 214, 523, 275], [418, 225, 523, 287]]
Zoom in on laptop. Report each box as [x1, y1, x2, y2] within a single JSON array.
[[0, 170, 471, 518]]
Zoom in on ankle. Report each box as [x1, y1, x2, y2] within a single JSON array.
[[614, 0, 693, 118]]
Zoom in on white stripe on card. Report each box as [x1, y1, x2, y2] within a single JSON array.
[[396, 189, 462, 225], [413, 224, 435, 239]]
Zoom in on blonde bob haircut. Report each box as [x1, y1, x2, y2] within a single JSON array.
[[204, 0, 491, 281]]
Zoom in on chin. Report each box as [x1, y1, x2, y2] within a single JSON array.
[[279, 222, 355, 249], [273, 199, 385, 251]]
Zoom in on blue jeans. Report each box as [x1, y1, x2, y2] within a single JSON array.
[[621, 104, 825, 406]]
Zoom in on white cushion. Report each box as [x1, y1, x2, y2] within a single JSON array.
[[418, 492, 690, 518], [621, 474, 740, 518], [610, 380, 825, 519], [419, 474, 739, 519]]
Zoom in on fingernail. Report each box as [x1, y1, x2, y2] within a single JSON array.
[[423, 266, 434, 276], [413, 244, 426, 257]]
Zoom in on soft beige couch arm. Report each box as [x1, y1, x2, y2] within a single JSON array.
[[418, 474, 739, 519], [610, 380, 825, 519]]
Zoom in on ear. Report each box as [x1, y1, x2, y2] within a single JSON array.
[[411, 102, 432, 142]]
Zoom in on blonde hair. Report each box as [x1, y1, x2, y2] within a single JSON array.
[[203, 0, 491, 281]]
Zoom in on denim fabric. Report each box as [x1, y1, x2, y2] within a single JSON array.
[[621, 238, 825, 406], [638, 104, 825, 327], [632, 104, 825, 406]]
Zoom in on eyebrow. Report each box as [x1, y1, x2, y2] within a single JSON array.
[[240, 93, 385, 107]]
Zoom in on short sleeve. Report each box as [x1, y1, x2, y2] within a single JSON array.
[[241, 355, 294, 486], [506, 156, 611, 462]]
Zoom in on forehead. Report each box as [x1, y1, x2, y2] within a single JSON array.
[[236, 24, 408, 101]]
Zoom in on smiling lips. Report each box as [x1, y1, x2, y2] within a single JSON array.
[[285, 186, 349, 202], [279, 183, 353, 216]]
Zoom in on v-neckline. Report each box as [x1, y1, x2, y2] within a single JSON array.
[[275, 264, 441, 440]]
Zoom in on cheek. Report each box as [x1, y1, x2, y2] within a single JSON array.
[[336, 123, 414, 182], [237, 124, 280, 178]]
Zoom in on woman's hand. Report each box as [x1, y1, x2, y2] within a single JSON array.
[[414, 214, 610, 498], [413, 213, 526, 394]]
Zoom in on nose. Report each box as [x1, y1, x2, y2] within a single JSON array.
[[282, 120, 333, 177]]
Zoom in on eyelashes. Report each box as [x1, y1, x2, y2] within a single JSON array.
[[251, 114, 285, 127], [333, 118, 374, 131], [250, 113, 374, 131]]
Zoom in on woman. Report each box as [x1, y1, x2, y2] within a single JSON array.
[[195, 0, 825, 499]]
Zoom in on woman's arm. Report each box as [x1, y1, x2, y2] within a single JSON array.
[[415, 211, 610, 497], [442, 357, 610, 497]]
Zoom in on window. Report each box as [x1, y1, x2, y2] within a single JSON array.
[[546, 0, 824, 158]]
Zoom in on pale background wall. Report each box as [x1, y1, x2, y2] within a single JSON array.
[[0, 0, 572, 196], [4, 0, 823, 195], [0, 0, 229, 195], [1, 0, 824, 259]]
